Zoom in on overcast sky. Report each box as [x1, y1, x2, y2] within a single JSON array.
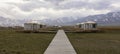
[[0, 0, 120, 20]]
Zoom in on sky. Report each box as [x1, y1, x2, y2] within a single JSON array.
[[0, 0, 120, 20]]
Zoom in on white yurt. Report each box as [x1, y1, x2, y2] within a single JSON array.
[[77, 21, 97, 30], [39, 23, 46, 28], [76, 23, 84, 28], [24, 20, 46, 31], [24, 21, 40, 31]]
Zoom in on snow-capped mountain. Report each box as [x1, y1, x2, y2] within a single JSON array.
[[0, 16, 26, 27], [0, 16, 79, 26], [41, 17, 79, 25], [68, 12, 120, 26], [0, 11, 120, 26]]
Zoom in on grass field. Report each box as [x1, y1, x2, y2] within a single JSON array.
[[67, 30, 120, 54], [0, 29, 55, 54]]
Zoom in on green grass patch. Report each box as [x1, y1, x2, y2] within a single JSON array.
[[67, 30, 120, 54], [0, 30, 55, 54]]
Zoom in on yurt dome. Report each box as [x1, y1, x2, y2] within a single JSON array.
[[76, 21, 97, 30], [26, 20, 38, 24], [85, 21, 96, 24], [76, 23, 81, 25]]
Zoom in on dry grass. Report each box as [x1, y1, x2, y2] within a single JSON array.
[[67, 29, 120, 54], [98, 26, 120, 30], [0, 29, 55, 54]]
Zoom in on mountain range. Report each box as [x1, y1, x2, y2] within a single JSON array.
[[0, 11, 120, 26], [67, 12, 120, 26], [43, 11, 120, 26]]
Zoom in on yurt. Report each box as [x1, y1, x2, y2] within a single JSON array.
[[77, 21, 97, 30], [24, 21, 40, 31], [76, 23, 84, 28], [39, 23, 46, 28]]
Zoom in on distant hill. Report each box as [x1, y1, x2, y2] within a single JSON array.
[[41, 17, 79, 25], [66, 12, 120, 26], [42, 11, 120, 26], [0, 16, 26, 26], [0, 11, 120, 26]]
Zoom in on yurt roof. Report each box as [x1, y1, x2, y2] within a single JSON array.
[[76, 22, 84, 25], [84, 21, 96, 24], [76, 23, 81, 25], [80, 22, 85, 24], [25, 21, 44, 24], [25, 21, 38, 24]]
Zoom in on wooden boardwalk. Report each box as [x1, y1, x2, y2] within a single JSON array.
[[44, 30, 76, 54]]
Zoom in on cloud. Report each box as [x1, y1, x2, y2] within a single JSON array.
[[58, 0, 110, 10], [0, 0, 120, 20]]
